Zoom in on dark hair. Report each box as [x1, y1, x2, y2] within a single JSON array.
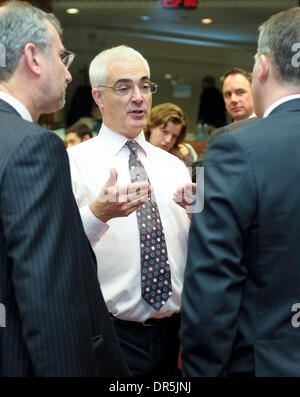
[[66, 123, 93, 140], [66, 86, 95, 127], [221, 67, 252, 88], [144, 103, 187, 150], [202, 75, 215, 86]]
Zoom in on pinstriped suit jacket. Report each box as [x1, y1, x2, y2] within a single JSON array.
[[0, 100, 130, 376]]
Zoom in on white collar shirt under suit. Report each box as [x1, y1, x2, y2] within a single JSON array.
[[68, 124, 191, 322]]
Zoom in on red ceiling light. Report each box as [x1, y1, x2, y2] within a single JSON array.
[[162, 0, 197, 9]]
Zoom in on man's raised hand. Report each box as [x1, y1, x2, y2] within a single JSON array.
[[89, 168, 151, 223]]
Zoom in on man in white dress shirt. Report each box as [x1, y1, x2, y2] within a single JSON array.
[[68, 45, 191, 376]]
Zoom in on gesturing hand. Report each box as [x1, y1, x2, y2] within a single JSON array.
[[173, 182, 197, 219], [89, 168, 152, 223]]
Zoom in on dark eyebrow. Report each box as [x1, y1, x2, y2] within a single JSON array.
[[114, 76, 150, 85], [140, 76, 151, 82], [114, 78, 132, 84]]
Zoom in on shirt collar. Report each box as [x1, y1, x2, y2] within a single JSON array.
[[263, 94, 300, 118], [233, 112, 256, 122], [0, 91, 33, 122], [97, 123, 148, 156]]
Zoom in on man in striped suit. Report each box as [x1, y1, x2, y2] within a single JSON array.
[[0, 1, 130, 376]]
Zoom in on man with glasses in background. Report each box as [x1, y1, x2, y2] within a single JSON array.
[[68, 45, 191, 376], [0, 1, 130, 376]]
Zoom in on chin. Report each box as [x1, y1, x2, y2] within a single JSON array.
[[124, 129, 141, 139], [233, 113, 244, 121], [45, 97, 65, 114], [160, 146, 169, 152], [57, 96, 66, 110], [128, 122, 146, 135]]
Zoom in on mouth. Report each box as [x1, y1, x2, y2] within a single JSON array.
[[129, 109, 146, 120], [130, 109, 144, 115]]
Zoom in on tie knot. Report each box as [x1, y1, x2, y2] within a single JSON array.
[[126, 140, 138, 154]]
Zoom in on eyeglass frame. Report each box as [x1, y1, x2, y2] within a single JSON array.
[[60, 50, 76, 69], [97, 78, 158, 96]]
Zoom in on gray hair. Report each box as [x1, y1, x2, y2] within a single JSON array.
[[89, 45, 150, 89], [257, 7, 300, 86], [0, 0, 62, 81]]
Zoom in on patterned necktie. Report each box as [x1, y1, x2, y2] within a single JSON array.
[[126, 140, 172, 311]]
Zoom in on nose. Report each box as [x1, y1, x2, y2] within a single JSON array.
[[230, 93, 238, 103], [131, 84, 143, 102], [65, 68, 72, 84], [164, 134, 172, 143]]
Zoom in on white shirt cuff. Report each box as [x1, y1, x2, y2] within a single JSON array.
[[79, 205, 109, 247]]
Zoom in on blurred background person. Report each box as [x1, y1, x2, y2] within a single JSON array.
[[67, 86, 102, 133], [222, 67, 255, 122], [194, 68, 257, 175], [145, 102, 197, 166], [76, 102, 102, 133], [197, 75, 227, 129], [65, 122, 93, 148]]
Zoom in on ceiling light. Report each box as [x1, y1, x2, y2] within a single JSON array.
[[164, 73, 172, 80], [201, 18, 213, 24], [67, 8, 79, 15]]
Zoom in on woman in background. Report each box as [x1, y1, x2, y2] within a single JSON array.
[[144, 103, 197, 166]]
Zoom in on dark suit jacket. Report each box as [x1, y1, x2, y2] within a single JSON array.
[[181, 99, 300, 376], [197, 117, 258, 164], [0, 100, 130, 376]]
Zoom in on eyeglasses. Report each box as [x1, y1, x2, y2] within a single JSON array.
[[98, 80, 158, 96], [60, 50, 75, 69]]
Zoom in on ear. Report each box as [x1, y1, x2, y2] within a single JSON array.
[[92, 88, 104, 110], [256, 54, 271, 84], [23, 43, 43, 76]]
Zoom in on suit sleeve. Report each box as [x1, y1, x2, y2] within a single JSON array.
[[180, 132, 257, 376], [1, 131, 100, 376]]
